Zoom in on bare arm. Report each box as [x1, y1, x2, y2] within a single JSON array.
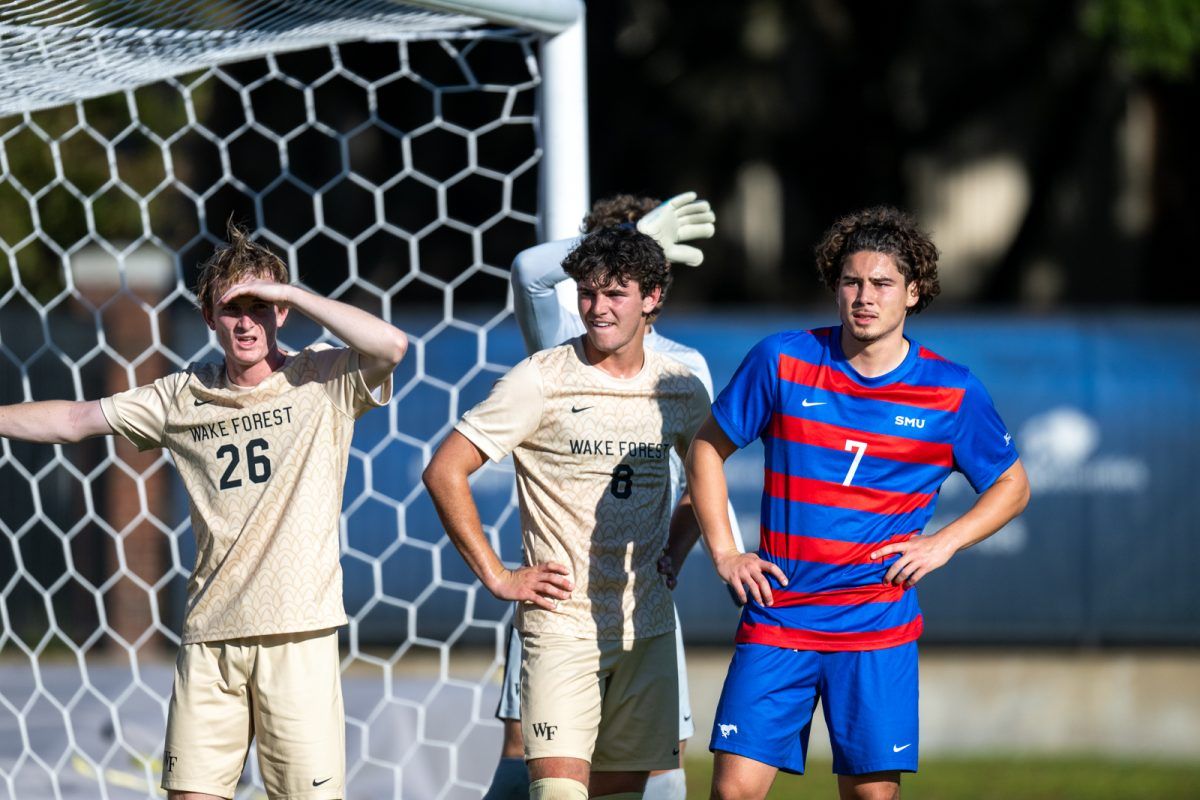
[[870, 459, 1031, 586], [422, 430, 573, 610], [221, 282, 408, 389], [685, 415, 787, 605], [0, 400, 112, 444]]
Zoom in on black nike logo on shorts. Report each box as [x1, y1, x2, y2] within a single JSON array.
[[313, 776, 332, 786]]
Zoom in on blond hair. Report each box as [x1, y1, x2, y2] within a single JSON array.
[[194, 221, 288, 312]]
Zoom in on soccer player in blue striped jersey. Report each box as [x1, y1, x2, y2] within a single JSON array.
[[685, 206, 1030, 800]]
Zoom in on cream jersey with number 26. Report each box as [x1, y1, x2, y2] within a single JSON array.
[[100, 344, 391, 644], [456, 338, 710, 641]]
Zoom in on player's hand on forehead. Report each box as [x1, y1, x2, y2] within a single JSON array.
[[218, 276, 293, 307]]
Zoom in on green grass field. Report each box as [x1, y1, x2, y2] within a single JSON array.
[[684, 756, 1200, 799]]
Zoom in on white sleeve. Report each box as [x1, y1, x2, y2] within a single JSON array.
[[510, 237, 585, 354], [669, 348, 714, 399], [647, 336, 715, 399]]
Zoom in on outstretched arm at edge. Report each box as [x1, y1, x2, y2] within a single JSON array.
[[0, 400, 113, 444], [220, 281, 408, 389], [685, 415, 787, 606], [510, 237, 581, 354], [423, 430, 573, 611]]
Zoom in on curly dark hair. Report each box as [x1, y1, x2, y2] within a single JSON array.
[[194, 219, 289, 313], [813, 206, 941, 315], [562, 226, 672, 317], [581, 194, 660, 233]]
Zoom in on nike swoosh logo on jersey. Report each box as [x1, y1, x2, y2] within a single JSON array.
[[313, 777, 332, 786], [892, 743, 912, 752], [801, 399, 825, 407], [571, 405, 592, 413], [194, 398, 215, 406]]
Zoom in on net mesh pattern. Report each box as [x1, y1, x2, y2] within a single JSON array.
[[0, 1, 484, 116], [0, 26, 541, 799]]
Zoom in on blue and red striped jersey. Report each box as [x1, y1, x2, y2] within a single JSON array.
[[712, 326, 1018, 651]]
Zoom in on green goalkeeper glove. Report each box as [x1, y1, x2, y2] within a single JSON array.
[[636, 191, 716, 267]]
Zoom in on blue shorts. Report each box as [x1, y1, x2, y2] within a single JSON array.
[[709, 642, 918, 776]]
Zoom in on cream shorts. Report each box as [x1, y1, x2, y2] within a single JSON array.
[[520, 631, 679, 772], [498, 609, 695, 741], [161, 627, 344, 799]]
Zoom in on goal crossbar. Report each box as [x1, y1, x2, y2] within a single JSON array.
[[0, 0, 584, 117]]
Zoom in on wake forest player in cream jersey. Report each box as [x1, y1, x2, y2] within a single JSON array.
[[424, 227, 710, 800], [483, 192, 748, 800], [0, 223, 408, 800]]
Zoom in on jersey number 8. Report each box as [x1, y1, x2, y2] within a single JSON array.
[[609, 464, 634, 499]]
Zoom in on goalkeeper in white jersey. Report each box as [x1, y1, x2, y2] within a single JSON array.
[[482, 192, 746, 800], [0, 223, 408, 800]]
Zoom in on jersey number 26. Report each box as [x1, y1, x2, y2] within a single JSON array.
[[216, 438, 272, 490]]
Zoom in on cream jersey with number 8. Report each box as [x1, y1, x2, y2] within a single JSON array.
[[456, 339, 709, 640]]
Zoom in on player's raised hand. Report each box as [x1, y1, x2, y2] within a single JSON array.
[[870, 534, 955, 587], [713, 551, 787, 607], [493, 562, 573, 611], [636, 191, 716, 267]]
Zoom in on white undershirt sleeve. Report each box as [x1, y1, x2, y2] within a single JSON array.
[[510, 237, 584, 353]]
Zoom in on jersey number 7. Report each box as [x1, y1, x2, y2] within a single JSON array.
[[842, 440, 867, 486]]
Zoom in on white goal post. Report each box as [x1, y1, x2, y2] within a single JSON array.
[[0, 1, 588, 798]]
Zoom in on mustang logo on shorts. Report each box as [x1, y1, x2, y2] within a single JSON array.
[[718, 723, 738, 738]]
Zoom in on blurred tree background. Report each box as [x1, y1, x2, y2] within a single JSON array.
[[586, 0, 1200, 309]]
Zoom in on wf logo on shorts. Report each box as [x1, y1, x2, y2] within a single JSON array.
[[718, 723, 738, 738], [532, 722, 558, 740], [164, 752, 178, 773]]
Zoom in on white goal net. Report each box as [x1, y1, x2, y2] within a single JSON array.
[[0, 2, 583, 798]]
